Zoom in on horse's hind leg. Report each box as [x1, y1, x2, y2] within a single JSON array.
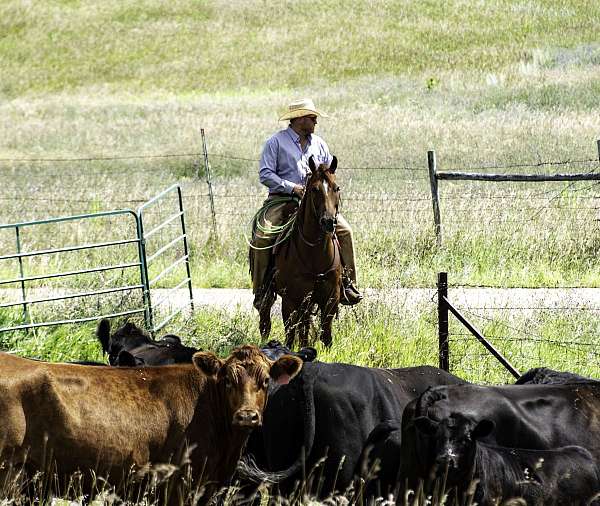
[[298, 310, 312, 349], [282, 298, 300, 349]]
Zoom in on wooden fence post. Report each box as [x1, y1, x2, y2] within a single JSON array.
[[438, 271, 449, 372], [428, 150, 442, 246]]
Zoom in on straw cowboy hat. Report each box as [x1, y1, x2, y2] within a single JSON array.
[[278, 98, 329, 121]]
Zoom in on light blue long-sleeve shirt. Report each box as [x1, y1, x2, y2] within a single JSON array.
[[259, 127, 333, 195]]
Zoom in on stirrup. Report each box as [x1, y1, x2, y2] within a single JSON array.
[[341, 283, 363, 306]]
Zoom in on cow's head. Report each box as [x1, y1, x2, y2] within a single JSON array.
[[260, 340, 317, 363], [193, 345, 302, 428], [414, 413, 494, 485], [96, 319, 154, 365]]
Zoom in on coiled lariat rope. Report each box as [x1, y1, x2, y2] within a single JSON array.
[[247, 195, 300, 250]]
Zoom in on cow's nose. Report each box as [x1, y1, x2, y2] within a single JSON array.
[[233, 410, 260, 427], [436, 456, 457, 470]]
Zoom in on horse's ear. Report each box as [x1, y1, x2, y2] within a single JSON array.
[[329, 156, 337, 174], [308, 156, 318, 175]]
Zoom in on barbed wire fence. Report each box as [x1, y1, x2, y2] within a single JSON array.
[[1, 137, 600, 282], [2, 137, 600, 380], [435, 271, 600, 383]]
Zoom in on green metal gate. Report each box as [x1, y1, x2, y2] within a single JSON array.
[[137, 184, 194, 332], [0, 184, 193, 335]]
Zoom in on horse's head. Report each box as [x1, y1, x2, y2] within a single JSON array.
[[305, 156, 340, 234]]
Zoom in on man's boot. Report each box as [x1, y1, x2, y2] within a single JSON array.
[[340, 278, 363, 306]]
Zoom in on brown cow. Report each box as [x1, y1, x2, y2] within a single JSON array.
[[0, 346, 302, 503]]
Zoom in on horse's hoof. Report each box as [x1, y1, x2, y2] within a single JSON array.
[[259, 320, 271, 338]]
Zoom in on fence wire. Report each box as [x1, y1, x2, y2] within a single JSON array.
[[2, 146, 600, 376], [2, 147, 600, 289], [444, 288, 600, 384]]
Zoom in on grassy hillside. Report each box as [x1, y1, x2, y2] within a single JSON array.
[[2, 0, 599, 97]]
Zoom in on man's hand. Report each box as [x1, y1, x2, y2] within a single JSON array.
[[292, 185, 304, 198]]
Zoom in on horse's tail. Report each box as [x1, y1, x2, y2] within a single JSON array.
[[237, 371, 317, 484]]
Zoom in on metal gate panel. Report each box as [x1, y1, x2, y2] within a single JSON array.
[[0, 185, 194, 336], [137, 184, 194, 333], [0, 210, 146, 333]]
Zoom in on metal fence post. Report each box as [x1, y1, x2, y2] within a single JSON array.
[[438, 271, 449, 371], [135, 213, 153, 332], [14, 226, 29, 323], [177, 186, 194, 312], [200, 128, 218, 237], [597, 139, 600, 162], [428, 150, 442, 246]]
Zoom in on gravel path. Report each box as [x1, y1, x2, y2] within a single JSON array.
[[160, 287, 600, 314], [2, 287, 600, 315]]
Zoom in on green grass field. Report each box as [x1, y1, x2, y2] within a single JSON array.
[[2, 0, 600, 368]]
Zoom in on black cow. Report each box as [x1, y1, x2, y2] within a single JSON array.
[[354, 420, 403, 500], [260, 340, 317, 363], [399, 382, 600, 496], [413, 413, 600, 505], [516, 367, 598, 385], [238, 361, 465, 498], [96, 319, 318, 366], [355, 368, 600, 501], [96, 319, 199, 366]]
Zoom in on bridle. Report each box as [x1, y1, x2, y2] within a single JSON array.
[[297, 170, 340, 247]]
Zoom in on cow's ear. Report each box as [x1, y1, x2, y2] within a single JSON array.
[[414, 416, 438, 436], [162, 334, 183, 345], [193, 352, 224, 377], [124, 322, 137, 333], [96, 318, 111, 354], [329, 156, 337, 174], [473, 419, 495, 440], [270, 355, 303, 385], [299, 347, 317, 362]]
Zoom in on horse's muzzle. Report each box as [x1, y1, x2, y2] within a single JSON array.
[[320, 216, 336, 234]]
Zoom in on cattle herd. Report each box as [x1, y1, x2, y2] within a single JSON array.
[[0, 319, 599, 505]]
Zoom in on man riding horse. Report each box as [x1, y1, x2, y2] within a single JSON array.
[[250, 98, 362, 310]]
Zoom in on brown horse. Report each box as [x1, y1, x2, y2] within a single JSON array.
[[260, 156, 342, 348]]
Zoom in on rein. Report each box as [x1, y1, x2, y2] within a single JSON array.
[[296, 182, 339, 247], [292, 179, 341, 278]]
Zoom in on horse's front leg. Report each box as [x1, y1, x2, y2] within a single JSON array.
[[319, 288, 340, 348], [298, 291, 316, 349]]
